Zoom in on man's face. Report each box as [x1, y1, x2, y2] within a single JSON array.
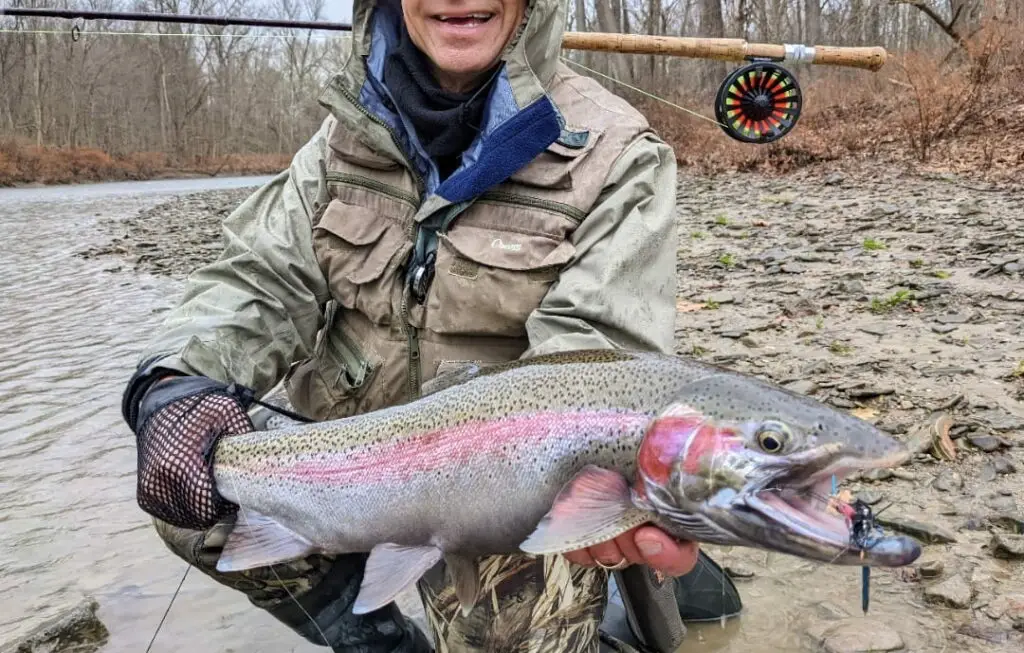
[[401, 0, 527, 92]]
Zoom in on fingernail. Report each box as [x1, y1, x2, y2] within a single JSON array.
[[638, 539, 662, 557]]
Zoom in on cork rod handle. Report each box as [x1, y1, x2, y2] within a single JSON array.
[[560, 32, 888, 72]]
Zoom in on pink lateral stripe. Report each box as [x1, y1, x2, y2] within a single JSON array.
[[244, 410, 651, 486]]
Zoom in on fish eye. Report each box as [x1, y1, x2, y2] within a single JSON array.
[[756, 421, 791, 454]]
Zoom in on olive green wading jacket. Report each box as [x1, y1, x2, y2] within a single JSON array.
[[131, 0, 680, 420]]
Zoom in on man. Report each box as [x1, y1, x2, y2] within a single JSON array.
[[121, 0, 741, 651]]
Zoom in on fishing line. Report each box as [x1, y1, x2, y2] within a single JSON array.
[[560, 56, 728, 129], [145, 564, 190, 653], [222, 467, 332, 647]]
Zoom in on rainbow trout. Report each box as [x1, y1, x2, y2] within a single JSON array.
[[212, 350, 921, 616]]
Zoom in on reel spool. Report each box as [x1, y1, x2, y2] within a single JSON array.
[[714, 61, 802, 144]]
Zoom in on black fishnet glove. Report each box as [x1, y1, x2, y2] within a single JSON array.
[[130, 375, 255, 530]]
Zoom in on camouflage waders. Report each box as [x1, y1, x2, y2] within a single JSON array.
[[153, 516, 633, 653]]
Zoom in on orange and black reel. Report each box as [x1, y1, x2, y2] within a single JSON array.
[[714, 60, 803, 144]]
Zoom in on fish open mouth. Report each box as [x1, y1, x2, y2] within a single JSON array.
[[740, 451, 921, 567]]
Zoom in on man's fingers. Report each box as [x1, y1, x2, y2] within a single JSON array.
[[563, 548, 596, 567], [614, 530, 647, 566], [589, 539, 625, 567], [633, 526, 700, 577]]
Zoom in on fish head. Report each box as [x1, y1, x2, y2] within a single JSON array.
[[633, 371, 921, 567]]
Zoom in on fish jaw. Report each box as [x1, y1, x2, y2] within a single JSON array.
[[634, 404, 922, 568]]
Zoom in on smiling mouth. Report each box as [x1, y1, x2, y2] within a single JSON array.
[[433, 13, 495, 27]]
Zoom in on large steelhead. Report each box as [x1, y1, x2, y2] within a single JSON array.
[[211, 349, 921, 615]]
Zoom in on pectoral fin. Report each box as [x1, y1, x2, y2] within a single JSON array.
[[444, 554, 481, 617], [352, 544, 443, 615], [216, 510, 317, 572], [520, 465, 651, 555]]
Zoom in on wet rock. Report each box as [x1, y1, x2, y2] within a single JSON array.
[[2, 597, 109, 653], [862, 468, 892, 482], [876, 514, 957, 544], [985, 595, 1010, 619], [813, 601, 851, 620], [1007, 596, 1024, 630], [987, 495, 1017, 513], [990, 534, 1024, 559], [969, 435, 1009, 452], [923, 574, 974, 609], [993, 456, 1017, 475], [932, 470, 963, 492], [857, 491, 883, 505], [980, 464, 998, 483], [707, 292, 736, 305], [847, 385, 895, 399], [918, 560, 944, 578], [987, 513, 1024, 533], [934, 312, 974, 324], [956, 621, 1011, 643], [784, 380, 818, 395], [974, 409, 1024, 432], [806, 618, 905, 653], [725, 564, 755, 579]]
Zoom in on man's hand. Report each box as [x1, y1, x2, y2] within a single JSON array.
[[563, 525, 699, 577]]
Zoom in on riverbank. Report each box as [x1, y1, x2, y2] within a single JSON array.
[[70, 160, 1024, 650], [0, 141, 290, 187]]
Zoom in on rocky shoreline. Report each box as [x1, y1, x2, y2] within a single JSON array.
[[73, 162, 1024, 651]]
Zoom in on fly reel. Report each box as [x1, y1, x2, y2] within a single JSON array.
[[714, 60, 802, 144]]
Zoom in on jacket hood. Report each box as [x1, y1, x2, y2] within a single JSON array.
[[345, 0, 566, 102], [318, 0, 572, 203]]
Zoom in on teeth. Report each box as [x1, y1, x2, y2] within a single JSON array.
[[437, 13, 492, 21]]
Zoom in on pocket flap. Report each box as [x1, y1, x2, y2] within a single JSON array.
[[508, 128, 603, 189], [442, 226, 576, 271], [314, 201, 408, 285], [316, 200, 391, 246]]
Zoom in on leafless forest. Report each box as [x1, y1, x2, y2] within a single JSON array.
[[0, 0, 1021, 184]]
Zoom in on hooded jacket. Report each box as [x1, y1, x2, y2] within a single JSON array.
[[127, 0, 680, 422]]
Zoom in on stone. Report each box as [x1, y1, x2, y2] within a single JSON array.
[[923, 574, 973, 609], [1, 597, 109, 653], [969, 435, 1008, 452], [784, 379, 818, 395], [806, 618, 905, 653], [918, 560, 944, 578], [725, 564, 755, 579], [990, 534, 1024, 559], [932, 470, 963, 492], [876, 515, 957, 544]]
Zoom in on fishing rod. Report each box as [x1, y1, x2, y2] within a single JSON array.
[[1, 6, 889, 144]]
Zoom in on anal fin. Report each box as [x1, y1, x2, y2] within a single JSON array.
[[352, 544, 443, 615], [520, 465, 651, 555], [444, 554, 481, 617], [216, 510, 317, 572]]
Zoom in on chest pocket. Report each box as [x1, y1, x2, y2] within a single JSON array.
[[423, 214, 577, 338], [312, 199, 413, 326]]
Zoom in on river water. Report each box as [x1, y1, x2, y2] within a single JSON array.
[[0, 175, 326, 653], [1, 176, 1015, 653]]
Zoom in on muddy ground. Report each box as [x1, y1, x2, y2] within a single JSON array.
[[76, 162, 1024, 652]]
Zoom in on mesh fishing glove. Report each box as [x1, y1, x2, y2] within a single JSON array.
[[123, 373, 256, 531]]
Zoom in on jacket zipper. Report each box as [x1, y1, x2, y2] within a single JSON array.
[[325, 172, 420, 209], [477, 190, 587, 224], [336, 82, 426, 402]]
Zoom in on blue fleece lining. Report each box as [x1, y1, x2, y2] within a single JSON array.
[[355, 5, 561, 200], [438, 97, 561, 203]]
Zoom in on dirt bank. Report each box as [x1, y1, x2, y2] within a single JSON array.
[[76, 162, 1024, 651]]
